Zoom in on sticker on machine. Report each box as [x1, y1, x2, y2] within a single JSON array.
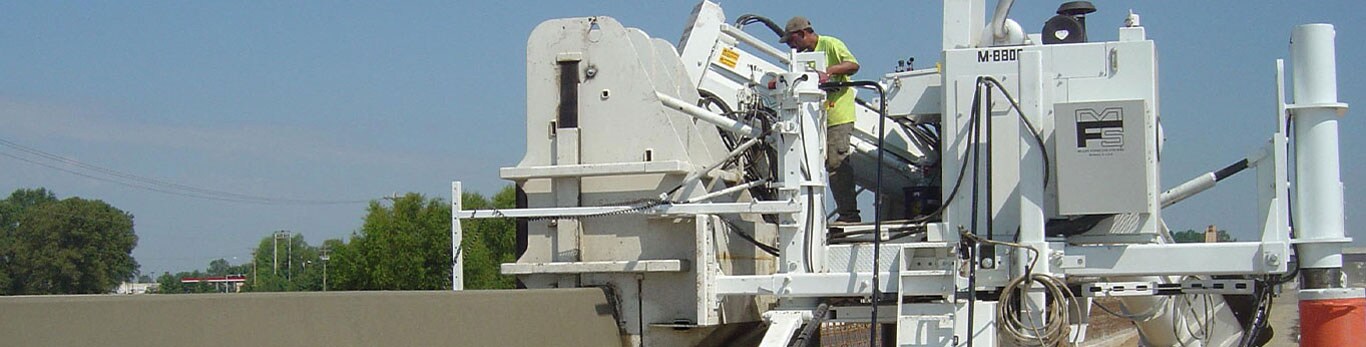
[[719, 47, 740, 68], [1075, 107, 1125, 156]]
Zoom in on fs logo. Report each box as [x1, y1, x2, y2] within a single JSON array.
[[1075, 107, 1124, 149]]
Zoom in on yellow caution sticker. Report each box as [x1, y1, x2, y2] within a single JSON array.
[[718, 47, 740, 68]]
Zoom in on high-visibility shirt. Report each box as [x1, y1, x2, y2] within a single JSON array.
[[814, 35, 858, 126]]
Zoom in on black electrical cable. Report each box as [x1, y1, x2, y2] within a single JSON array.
[[719, 218, 780, 256], [1238, 278, 1275, 347], [805, 188, 816, 273], [795, 99, 816, 274], [981, 76, 1051, 188]]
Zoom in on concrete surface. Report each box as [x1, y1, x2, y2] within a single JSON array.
[[1265, 286, 1301, 347], [0, 289, 622, 347]]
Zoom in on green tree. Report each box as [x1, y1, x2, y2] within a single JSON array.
[[0, 188, 58, 294], [331, 193, 451, 290], [246, 232, 321, 292], [6, 194, 139, 294], [1171, 229, 1236, 243], [329, 187, 517, 291], [156, 271, 218, 294], [462, 186, 517, 289], [208, 258, 231, 276]]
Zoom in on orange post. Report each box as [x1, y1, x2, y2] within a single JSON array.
[[1298, 288, 1366, 347]]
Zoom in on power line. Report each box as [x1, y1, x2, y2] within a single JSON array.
[[0, 137, 369, 205]]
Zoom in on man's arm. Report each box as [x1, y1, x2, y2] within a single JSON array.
[[827, 61, 860, 77], [820, 62, 860, 83]]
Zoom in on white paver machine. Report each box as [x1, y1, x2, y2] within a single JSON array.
[[455, 1, 1355, 346]]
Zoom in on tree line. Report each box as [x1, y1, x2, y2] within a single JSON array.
[[158, 185, 518, 293]]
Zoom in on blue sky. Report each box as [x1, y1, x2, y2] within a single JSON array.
[[1, 1, 1361, 275]]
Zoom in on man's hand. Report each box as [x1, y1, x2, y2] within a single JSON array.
[[817, 71, 830, 84]]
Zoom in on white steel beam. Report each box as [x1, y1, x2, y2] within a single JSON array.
[[500, 260, 686, 275], [499, 160, 690, 179], [455, 201, 800, 219], [718, 25, 789, 65], [1062, 242, 1288, 276], [715, 271, 952, 297]]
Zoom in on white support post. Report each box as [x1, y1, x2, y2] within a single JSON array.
[[553, 128, 583, 288], [768, 66, 829, 275], [451, 181, 464, 291], [1289, 24, 1351, 277], [942, 0, 985, 50]]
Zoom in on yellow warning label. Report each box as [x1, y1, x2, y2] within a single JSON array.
[[718, 48, 740, 68]]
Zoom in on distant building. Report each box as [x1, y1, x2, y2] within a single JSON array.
[[180, 275, 248, 293], [113, 282, 159, 295]]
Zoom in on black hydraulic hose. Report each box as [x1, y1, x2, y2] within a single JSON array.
[[820, 79, 887, 345], [966, 79, 984, 347], [790, 302, 830, 347], [984, 81, 996, 264], [734, 14, 784, 38], [719, 218, 780, 256], [1213, 158, 1251, 181]]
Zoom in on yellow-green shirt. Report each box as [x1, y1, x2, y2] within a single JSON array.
[[814, 35, 858, 126]]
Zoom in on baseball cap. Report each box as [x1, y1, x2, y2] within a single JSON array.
[[778, 16, 812, 43]]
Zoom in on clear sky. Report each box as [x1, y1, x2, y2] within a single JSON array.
[[1, 1, 1361, 275]]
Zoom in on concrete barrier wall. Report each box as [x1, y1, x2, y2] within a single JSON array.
[[0, 289, 621, 347]]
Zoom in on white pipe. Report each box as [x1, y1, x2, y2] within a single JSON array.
[[989, 0, 1015, 41], [686, 180, 768, 203], [1291, 24, 1347, 269], [1160, 173, 1216, 208], [658, 91, 762, 138]]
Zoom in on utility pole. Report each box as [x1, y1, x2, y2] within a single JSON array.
[[287, 232, 293, 281], [320, 246, 330, 291], [273, 230, 290, 276]]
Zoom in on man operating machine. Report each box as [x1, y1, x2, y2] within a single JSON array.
[[454, 1, 1359, 346]]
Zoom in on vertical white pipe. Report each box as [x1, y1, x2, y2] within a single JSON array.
[[451, 181, 464, 291], [1291, 24, 1346, 270]]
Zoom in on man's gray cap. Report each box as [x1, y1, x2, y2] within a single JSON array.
[[779, 16, 812, 43]]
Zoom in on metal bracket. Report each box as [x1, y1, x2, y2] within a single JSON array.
[[1079, 279, 1254, 297]]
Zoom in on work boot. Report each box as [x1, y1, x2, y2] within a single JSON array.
[[830, 215, 861, 226]]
